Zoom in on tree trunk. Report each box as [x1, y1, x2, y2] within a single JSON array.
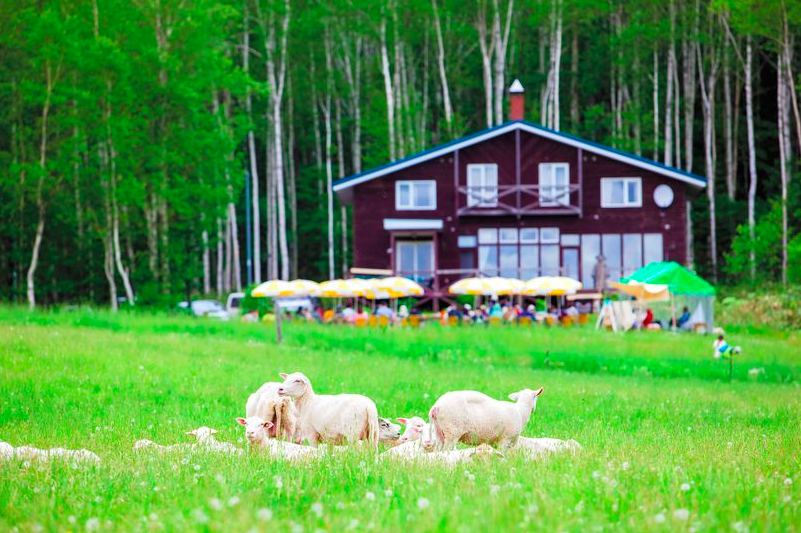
[[492, 0, 514, 127], [745, 37, 757, 281], [663, 0, 675, 166], [696, 30, 719, 283], [107, 109, 135, 306], [477, 0, 495, 127], [432, 0, 453, 133], [723, 45, 735, 200], [287, 73, 298, 279], [570, 25, 579, 127], [380, 14, 397, 160], [777, 48, 790, 287], [102, 230, 118, 312], [243, 0, 261, 283], [202, 228, 211, 294], [682, 0, 699, 173], [324, 31, 336, 280], [216, 216, 224, 296], [653, 47, 660, 161]]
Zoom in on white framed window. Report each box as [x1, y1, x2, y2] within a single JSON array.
[[561, 234, 580, 246], [458, 235, 477, 248], [478, 228, 498, 244], [467, 164, 498, 207], [540, 227, 560, 243], [539, 163, 570, 206], [499, 228, 518, 243], [396, 180, 436, 210], [520, 228, 539, 243], [601, 177, 642, 208], [396, 240, 434, 281]]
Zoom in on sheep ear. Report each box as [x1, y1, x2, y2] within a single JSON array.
[[211, 428, 218, 435], [236, 418, 247, 426], [533, 387, 544, 397], [397, 418, 408, 425], [279, 372, 288, 380], [262, 421, 274, 429], [186, 430, 197, 436], [508, 392, 520, 401]]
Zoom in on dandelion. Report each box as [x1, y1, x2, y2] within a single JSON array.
[[783, 496, 791, 503], [733, 521, 749, 533], [336, 502, 346, 510], [67, 516, 76, 525], [384, 489, 393, 497], [426, 477, 434, 485], [417, 497, 430, 510], [680, 483, 691, 492], [256, 508, 273, 522], [181, 457, 189, 465], [290, 523, 303, 533], [621, 462, 630, 470], [311, 502, 323, 517], [275, 477, 284, 489], [592, 471, 600, 479], [347, 519, 360, 530], [467, 473, 476, 482], [209, 498, 223, 511], [228, 496, 240, 507], [673, 509, 690, 521], [490, 485, 500, 495], [85, 517, 100, 532], [784, 478, 792, 486], [365, 491, 375, 501], [654, 513, 666, 524], [193, 464, 201, 471]]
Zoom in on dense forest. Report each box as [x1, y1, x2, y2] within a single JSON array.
[[0, 0, 799, 309]]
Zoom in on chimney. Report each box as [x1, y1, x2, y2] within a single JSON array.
[[509, 79, 524, 121]]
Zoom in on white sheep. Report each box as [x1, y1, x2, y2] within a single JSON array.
[[12, 445, 100, 464], [132, 439, 189, 453], [185, 427, 243, 455], [421, 443, 502, 466], [514, 436, 581, 459], [429, 387, 544, 449], [396, 417, 428, 444], [379, 418, 401, 445], [382, 423, 436, 459], [236, 416, 319, 461], [246, 382, 296, 440], [0, 442, 13, 460], [277, 372, 380, 447]]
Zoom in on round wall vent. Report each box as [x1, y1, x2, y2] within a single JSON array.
[[654, 184, 674, 208]]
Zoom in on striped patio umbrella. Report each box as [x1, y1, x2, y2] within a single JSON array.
[[448, 277, 497, 296], [375, 276, 425, 297], [363, 278, 393, 300], [287, 279, 321, 296], [251, 279, 296, 298], [505, 278, 526, 295], [523, 276, 583, 296], [317, 279, 364, 298], [484, 277, 523, 296]]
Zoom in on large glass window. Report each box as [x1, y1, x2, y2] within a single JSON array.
[[539, 163, 570, 206], [467, 164, 498, 207], [396, 241, 434, 282], [602, 234, 622, 281], [643, 233, 664, 265], [563, 249, 579, 279], [601, 178, 642, 207], [500, 245, 519, 278], [520, 245, 539, 279], [623, 234, 643, 276], [396, 180, 436, 210], [478, 245, 499, 275], [581, 234, 601, 288], [541, 245, 560, 276]]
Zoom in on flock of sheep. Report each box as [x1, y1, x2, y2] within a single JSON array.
[[0, 372, 580, 467]]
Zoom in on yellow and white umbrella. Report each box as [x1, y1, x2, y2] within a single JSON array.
[[375, 276, 425, 297], [523, 276, 583, 296], [505, 278, 526, 295], [609, 280, 669, 302], [362, 278, 392, 300], [317, 279, 364, 298], [484, 277, 524, 295], [287, 279, 320, 296], [252, 279, 295, 298], [448, 277, 497, 296]]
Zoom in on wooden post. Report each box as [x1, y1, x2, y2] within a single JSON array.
[[670, 292, 677, 331], [274, 298, 283, 345], [729, 354, 733, 383]]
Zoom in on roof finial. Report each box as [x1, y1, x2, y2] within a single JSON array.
[[509, 79, 524, 93]]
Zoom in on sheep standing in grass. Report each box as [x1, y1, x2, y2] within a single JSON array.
[[246, 382, 296, 440], [236, 416, 319, 461], [429, 387, 544, 449], [277, 372, 380, 447]]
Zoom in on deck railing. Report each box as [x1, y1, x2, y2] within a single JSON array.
[[456, 184, 581, 217]]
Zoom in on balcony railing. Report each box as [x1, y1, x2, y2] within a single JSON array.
[[456, 184, 581, 217]]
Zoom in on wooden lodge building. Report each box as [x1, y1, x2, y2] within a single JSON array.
[[334, 80, 707, 308]]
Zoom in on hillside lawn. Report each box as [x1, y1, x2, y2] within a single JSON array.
[[0, 308, 799, 532]]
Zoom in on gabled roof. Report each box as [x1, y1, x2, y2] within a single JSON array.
[[333, 120, 706, 192]]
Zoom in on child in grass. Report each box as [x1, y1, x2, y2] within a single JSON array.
[[713, 334, 742, 359]]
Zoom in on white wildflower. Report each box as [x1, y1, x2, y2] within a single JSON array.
[[85, 517, 100, 532], [365, 491, 375, 501], [621, 462, 630, 470], [417, 497, 430, 510], [680, 483, 691, 492], [256, 508, 273, 522], [784, 478, 792, 486], [733, 521, 749, 533], [384, 489, 393, 497], [67, 516, 76, 525], [192, 509, 209, 524], [311, 502, 323, 517], [490, 485, 500, 495], [654, 513, 666, 524], [673, 509, 690, 521], [209, 498, 223, 511], [347, 519, 360, 530], [228, 496, 240, 507]]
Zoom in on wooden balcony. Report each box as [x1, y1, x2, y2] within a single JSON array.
[[456, 184, 582, 217]]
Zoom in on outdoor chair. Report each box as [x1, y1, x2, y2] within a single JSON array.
[[368, 316, 378, 327], [578, 313, 590, 325], [410, 315, 421, 328], [519, 316, 533, 326], [448, 316, 459, 326], [323, 309, 334, 323], [545, 316, 555, 326], [378, 315, 389, 327], [356, 318, 367, 327], [562, 316, 574, 327]]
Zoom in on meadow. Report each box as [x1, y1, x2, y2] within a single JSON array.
[[1, 308, 799, 532]]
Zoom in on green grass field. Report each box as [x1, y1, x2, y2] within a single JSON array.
[[1, 308, 799, 532]]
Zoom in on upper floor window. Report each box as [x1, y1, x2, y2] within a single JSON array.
[[396, 180, 436, 210], [601, 177, 642, 208], [467, 164, 498, 207], [539, 163, 570, 206]]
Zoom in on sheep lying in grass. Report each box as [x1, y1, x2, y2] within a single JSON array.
[[514, 437, 581, 459], [1, 442, 13, 460], [246, 382, 296, 440], [236, 416, 319, 461], [6, 444, 100, 464], [185, 427, 243, 455], [383, 423, 436, 459], [277, 372, 379, 447], [429, 387, 544, 449], [421, 443, 502, 466], [396, 417, 428, 444]]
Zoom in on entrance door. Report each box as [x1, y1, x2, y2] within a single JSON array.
[[396, 240, 434, 285]]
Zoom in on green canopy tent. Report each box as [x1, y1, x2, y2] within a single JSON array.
[[620, 261, 716, 332]]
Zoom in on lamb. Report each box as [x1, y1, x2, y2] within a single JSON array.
[[428, 387, 544, 449], [421, 443, 502, 466], [396, 417, 428, 444], [133, 439, 190, 453], [382, 423, 436, 459], [185, 426, 243, 455], [11, 445, 100, 464], [379, 418, 401, 445], [277, 372, 380, 447], [514, 436, 581, 459], [236, 416, 319, 461], [245, 381, 296, 440]]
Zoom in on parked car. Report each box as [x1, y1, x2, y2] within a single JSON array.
[[178, 300, 229, 320], [226, 292, 245, 318], [276, 296, 316, 314]]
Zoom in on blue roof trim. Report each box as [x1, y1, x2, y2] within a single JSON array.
[[333, 120, 706, 190]]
